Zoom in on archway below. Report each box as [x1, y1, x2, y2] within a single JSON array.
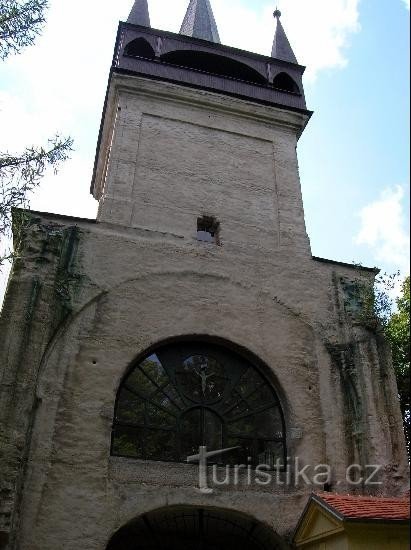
[[106, 506, 285, 550]]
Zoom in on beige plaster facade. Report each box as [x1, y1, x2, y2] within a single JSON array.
[[0, 72, 409, 549]]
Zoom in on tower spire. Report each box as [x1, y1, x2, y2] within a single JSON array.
[[271, 9, 297, 63], [127, 0, 151, 27], [180, 0, 220, 43]]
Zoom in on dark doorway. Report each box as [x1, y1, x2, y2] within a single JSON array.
[[106, 506, 283, 550]]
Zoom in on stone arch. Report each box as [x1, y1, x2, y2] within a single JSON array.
[[17, 271, 326, 547], [31, 270, 322, 469], [30, 271, 323, 462], [106, 505, 287, 550]]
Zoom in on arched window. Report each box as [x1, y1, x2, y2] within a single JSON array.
[[160, 50, 267, 84], [272, 72, 300, 94], [112, 342, 286, 467], [124, 37, 155, 59]]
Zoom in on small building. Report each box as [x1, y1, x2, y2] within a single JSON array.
[[293, 492, 410, 549]]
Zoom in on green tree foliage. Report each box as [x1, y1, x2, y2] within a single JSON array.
[[385, 277, 410, 453], [0, 0, 47, 59], [0, 0, 73, 268]]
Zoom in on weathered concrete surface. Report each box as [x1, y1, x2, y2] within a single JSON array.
[[0, 76, 408, 550]]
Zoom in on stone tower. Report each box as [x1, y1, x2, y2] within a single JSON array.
[[0, 1, 408, 549]]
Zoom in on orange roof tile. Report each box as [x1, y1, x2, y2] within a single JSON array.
[[314, 492, 410, 521]]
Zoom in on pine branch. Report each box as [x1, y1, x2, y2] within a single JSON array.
[[0, 135, 73, 236], [0, 2, 73, 271], [0, 0, 48, 59]]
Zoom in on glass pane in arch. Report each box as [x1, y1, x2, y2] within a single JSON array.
[[112, 342, 286, 467], [180, 408, 202, 458]]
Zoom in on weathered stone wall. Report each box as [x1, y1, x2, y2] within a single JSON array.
[[94, 75, 311, 256], [0, 213, 407, 550], [0, 216, 94, 548], [0, 75, 408, 550]]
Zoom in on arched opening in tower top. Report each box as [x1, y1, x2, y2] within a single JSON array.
[[160, 50, 267, 84], [106, 506, 284, 550], [124, 37, 155, 59], [272, 72, 300, 94]]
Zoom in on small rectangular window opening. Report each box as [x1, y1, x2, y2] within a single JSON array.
[[197, 215, 220, 245]]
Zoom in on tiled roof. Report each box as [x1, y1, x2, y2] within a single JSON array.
[[315, 492, 410, 521]]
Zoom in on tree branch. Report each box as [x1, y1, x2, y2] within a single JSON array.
[[0, 135, 73, 239], [0, 0, 48, 59]]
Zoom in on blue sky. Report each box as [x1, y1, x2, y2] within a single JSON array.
[[299, 0, 410, 273], [0, 0, 409, 303]]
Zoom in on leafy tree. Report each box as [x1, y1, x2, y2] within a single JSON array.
[[0, 0, 73, 268], [385, 277, 410, 453]]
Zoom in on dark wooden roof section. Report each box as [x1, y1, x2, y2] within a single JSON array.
[[112, 22, 308, 112]]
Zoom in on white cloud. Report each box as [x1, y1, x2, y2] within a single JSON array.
[[355, 186, 410, 275], [280, 0, 360, 81], [402, 0, 410, 10], [29, 157, 98, 219], [217, 0, 360, 82]]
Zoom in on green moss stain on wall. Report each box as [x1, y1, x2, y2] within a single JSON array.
[[326, 342, 366, 472], [52, 226, 83, 321]]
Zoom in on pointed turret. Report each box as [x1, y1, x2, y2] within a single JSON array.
[[180, 0, 220, 43], [127, 0, 151, 27], [271, 9, 297, 63]]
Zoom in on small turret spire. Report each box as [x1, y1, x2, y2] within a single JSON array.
[[271, 9, 297, 63], [180, 0, 220, 43], [127, 0, 151, 27]]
